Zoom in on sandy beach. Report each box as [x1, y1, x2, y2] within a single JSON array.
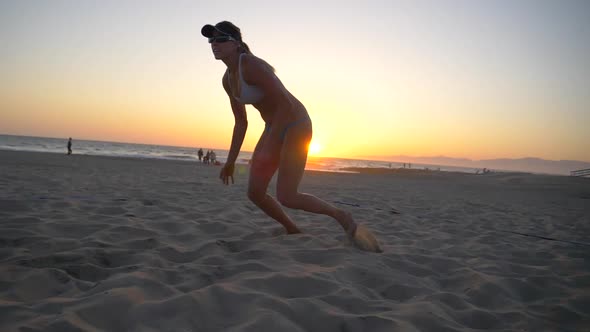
[[0, 150, 589, 331]]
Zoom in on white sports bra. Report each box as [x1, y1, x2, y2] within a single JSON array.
[[234, 53, 264, 104]]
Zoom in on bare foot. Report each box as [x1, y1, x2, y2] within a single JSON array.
[[335, 210, 382, 252], [335, 210, 357, 238], [271, 226, 301, 236], [286, 226, 302, 235]]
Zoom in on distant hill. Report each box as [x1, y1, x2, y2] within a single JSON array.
[[363, 155, 590, 175]]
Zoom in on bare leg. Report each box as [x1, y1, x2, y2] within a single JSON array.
[[275, 118, 356, 235], [248, 129, 301, 234]]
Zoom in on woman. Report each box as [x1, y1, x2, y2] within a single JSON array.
[[202, 21, 380, 252]]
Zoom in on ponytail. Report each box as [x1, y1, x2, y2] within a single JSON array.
[[239, 40, 275, 72], [240, 42, 252, 54], [238, 41, 253, 55]]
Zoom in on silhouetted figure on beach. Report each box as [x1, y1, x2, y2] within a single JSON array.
[[198, 148, 204, 162], [204, 150, 210, 164], [67, 138, 72, 155], [201, 21, 381, 252], [210, 150, 217, 164]]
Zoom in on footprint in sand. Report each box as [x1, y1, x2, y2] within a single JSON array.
[[97, 206, 127, 215], [216, 239, 240, 253]]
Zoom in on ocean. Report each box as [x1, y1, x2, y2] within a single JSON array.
[[0, 134, 480, 174]]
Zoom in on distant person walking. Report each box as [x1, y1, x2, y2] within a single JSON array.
[[67, 138, 72, 155], [201, 21, 380, 252], [198, 148, 204, 162]]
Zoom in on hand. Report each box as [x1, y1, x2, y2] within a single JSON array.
[[219, 163, 235, 185]]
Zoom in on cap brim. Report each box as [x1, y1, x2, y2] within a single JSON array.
[[201, 24, 216, 37]]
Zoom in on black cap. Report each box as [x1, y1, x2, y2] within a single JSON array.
[[201, 21, 242, 42]]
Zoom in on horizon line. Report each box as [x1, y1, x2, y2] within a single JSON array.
[[1, 132, 589, 164]]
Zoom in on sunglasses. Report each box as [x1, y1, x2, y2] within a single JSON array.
[[208, 35, 236, 43]]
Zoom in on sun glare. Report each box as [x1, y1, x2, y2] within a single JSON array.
[[308, 141, 321, 156]]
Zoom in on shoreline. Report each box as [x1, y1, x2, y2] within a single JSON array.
[[2, 148, 580, 179], [2, 134, 589, 176]]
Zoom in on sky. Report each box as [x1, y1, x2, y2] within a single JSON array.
[[1, 0, 589, 162]]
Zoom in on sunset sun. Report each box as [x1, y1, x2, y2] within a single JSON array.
[[308, 141, 322, 156]]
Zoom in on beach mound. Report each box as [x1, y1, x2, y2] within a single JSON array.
[[1, 150, 589, 331]]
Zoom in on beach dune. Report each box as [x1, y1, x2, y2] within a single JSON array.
[[0, 150, 589, 331]]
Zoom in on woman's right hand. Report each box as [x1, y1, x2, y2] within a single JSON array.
[[219, 163, 235, 185]]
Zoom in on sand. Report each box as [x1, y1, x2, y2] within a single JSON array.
[[0, 150, 589, 331]]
